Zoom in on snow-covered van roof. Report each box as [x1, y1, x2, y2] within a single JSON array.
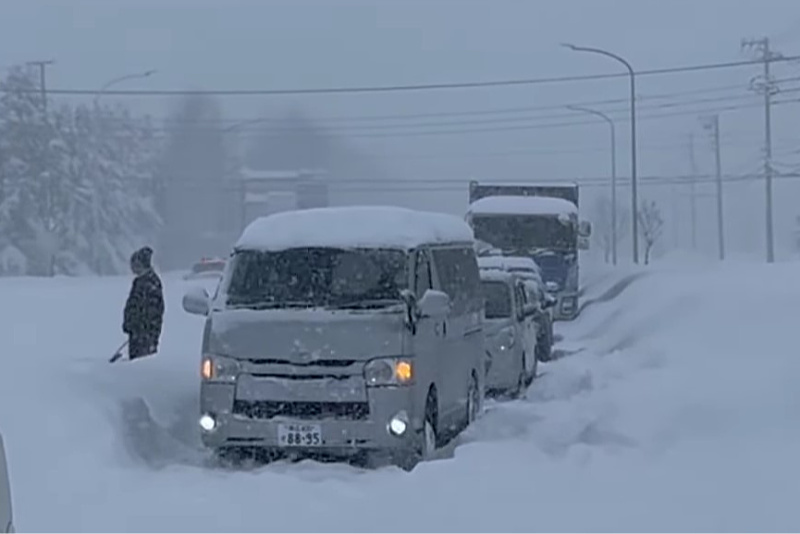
[[478, 255, 540, 273], [467, 195, 578, 217], [235, 206, 475, 252]]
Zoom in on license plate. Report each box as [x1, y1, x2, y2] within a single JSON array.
[[277, 423, 323, 447]]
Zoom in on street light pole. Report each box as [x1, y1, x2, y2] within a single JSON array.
[[562, 44, 639, 264], [567, 105, 617, 265], [91, 69, 156, 274], [567, 106, 617, 265]]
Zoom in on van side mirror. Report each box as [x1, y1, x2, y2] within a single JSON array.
[[579, 220, 592, 237], [183, 285, 210, 316], [578, 236, 590, 250], [416, 289, 451, 319]]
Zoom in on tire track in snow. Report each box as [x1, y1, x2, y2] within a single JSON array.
[[578, 271, 650, 315]]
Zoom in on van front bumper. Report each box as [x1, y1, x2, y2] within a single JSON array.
[[485, 346, 521, 391], [553, 293, 578, 320], [199, 382, 421, 453]]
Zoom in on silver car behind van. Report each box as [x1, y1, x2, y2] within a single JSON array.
[[183, 206, 486, 471], [480, 269, 538, 398]]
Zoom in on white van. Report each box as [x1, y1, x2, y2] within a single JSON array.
[[183, 206, 486, 470], [0, 432, 13, 533]]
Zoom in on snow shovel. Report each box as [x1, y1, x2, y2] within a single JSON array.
[[109, 340, 129, 363]]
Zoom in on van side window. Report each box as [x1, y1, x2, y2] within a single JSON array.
[[415, 249, 432, 298], [432, 247, 481, 314]]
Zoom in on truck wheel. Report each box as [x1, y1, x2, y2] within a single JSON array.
[[466, 373, 481, 426]]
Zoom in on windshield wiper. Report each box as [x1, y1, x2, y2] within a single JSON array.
[[228, 299, 316, 310], [330, 298, 402, 310]]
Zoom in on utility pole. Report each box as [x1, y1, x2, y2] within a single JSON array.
[[743, 37, 781, 263], [702, 114, 725, 260], [688, 133, 698, 251], [671, 184, 680, 249], [26, 60, 55, 111]]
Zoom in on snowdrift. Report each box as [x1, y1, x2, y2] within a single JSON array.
[[0, 261, 798, 531]]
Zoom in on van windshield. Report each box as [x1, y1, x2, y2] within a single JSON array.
[[481, 280, 512, 319], [226, 248, 408, 309]]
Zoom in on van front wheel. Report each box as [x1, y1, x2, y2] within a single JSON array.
[[395, 396, 438, 472]]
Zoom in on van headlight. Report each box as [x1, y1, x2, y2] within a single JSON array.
[[364, 358, 413, 386], [201, 354, 241, 382], [495, 327, 516, 352]]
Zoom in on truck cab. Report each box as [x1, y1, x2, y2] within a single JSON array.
[[466, 181, 591, 321]]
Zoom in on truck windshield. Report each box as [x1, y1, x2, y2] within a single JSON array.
[[226, 248, 408, 309], [481, 280, 512, 319], [472, 215, 575, 250]]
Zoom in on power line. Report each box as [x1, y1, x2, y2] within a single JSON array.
[[8, 56, 800, 98], [146, 87, 800, 134], [96, 76, 800, 127], [145, 96, 800, 138], [163, 171, 787, 189]]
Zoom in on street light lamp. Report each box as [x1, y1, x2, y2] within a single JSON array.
[[567, 105, 618, 265], [91, 69, 156, 274], [562, 43, 639, 264], [93, 69, 157, 107]]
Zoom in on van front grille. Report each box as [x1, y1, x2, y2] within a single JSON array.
[[232, 400, 370, 420]]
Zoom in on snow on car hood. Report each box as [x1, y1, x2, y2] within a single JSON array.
[[206, 307, 407, 362]]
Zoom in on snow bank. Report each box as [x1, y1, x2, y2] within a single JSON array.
[[1, 260, 800, 531], [236, 206, 474, 251], [467, 195, 578, 217]]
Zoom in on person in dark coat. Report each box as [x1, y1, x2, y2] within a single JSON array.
[[123, 246, 165, 360]]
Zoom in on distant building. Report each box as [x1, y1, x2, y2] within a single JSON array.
[[238, 168, 329, 229]]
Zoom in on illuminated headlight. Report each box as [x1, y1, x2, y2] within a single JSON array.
[[364, 358, 413, 386], [388, 411, 409, 436], [201, 354, 241, 382], [495, 327, 516, 352], [199, 413, 217, 432]]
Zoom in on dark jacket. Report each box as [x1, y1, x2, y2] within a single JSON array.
[[123, 268, 165, 359]]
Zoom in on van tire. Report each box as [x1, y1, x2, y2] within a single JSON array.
[[510, 352, 528, 399], [395, 393, 438, 472], [536, 319, 554, 362]]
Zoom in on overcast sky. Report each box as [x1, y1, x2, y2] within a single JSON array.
[[2, 0, 800, 259]]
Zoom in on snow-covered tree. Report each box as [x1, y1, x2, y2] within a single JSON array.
[[638, 199, 664, 265], [0, 65, 161, 276]]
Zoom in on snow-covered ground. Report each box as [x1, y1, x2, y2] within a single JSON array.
[[1, 260, 799, 532]]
